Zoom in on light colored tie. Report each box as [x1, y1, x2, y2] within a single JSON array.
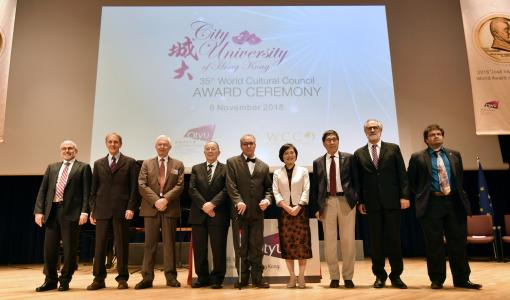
[[436, 151, 451, 195], [55, 162, 70, 201], [371, 144, 379, 168]]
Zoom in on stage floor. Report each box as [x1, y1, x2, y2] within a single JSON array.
[[0, 259, 508, 300]]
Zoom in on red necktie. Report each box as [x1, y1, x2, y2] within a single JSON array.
[[329, 156, 337, 196], [55, 162, 70, 201], [110, 156, 117, 172], [159, 158, 165, 195]]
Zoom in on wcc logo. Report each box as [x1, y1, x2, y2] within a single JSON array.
[[183, 124, 216, 141], [263, 233, 282, 258]]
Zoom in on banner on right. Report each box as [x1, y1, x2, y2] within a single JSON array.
[[460, 0, 510, 135]]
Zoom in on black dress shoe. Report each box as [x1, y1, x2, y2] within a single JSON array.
[[166, 278, 181, 287], [390, 277, 407, 289], [134, 280, 153, 289], [211, 283, 223, 289], [254, 280, 270, 288], [329, 279, 339, 288], [344, 280, 355, 288], [87, 281, 106, 290], [373, 278, 386, 288], [234, 280, 249, 288], [58, 282, 69, 291], [117, 280, 128, 289], [35, 281, 57, 292], [430, 281, 443, 289], [454, 281, 482, 289], [191, 281, 209, 288]]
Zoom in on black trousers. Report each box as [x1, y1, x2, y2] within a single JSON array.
[[93, 218, 130, 282], [232, 218, 264, 283], [43, 203, 80, 284], [367, 209, 403, 281], [420, 195, 470, 284], [191, 222, 229, 284]]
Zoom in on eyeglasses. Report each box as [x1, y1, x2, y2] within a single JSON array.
[[241, 142, 255, 146]]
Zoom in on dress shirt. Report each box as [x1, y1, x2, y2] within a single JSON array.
[[427, 147, 455, 193], [367, 141, 382, 162], [54, 159, 75, 202], [206, 160, 218, 179], [243, 154, 256, 175], [108, 152, 121, 166], [158, 156, 168, 182], [326, 152, 343, 193]]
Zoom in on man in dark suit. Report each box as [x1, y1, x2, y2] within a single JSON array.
[[310, 130, 358, 289], [189, 141, 230, 289], [408, 124, 481, 290], [226, 134, 272, 288], [86, 133, 138, 290], [135, 135, 184, 289], [354, 119, 409, 289], [33, 140, 92, 292]]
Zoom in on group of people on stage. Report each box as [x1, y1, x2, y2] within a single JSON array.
[[33, 120, 482, 292]]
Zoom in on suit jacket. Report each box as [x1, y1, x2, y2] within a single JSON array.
[[188, 161, 230, 226], [273, 165, 310, 207], [408, 147, 471, 218], [138, 156, 184, 218], [226, 154, 272, 221], [89, 154, 139, 220], [310, 152, 358, 215], [354, 142, 409, 211], [34, 160, 92, 221]]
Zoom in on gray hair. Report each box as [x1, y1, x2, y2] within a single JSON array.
[[155, 135, 172, 146], [363, 119, 383, 131]]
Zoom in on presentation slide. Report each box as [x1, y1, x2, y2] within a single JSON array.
[[91, 6, 399, 169]]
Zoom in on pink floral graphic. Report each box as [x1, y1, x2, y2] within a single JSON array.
[[232, 30, 262, 45]]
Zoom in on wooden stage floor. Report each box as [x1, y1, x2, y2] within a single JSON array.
[[0, 259, 508, 300]]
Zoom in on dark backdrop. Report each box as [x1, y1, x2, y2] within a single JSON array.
[[1, 169, 509, 264]]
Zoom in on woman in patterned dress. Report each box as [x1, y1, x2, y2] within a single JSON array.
[[273, 144, 312, 288]]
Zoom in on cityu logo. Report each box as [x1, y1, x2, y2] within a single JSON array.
[[263, 233, 282, 258], [483, 100, 499, 109], [183, 124, 216, 141]]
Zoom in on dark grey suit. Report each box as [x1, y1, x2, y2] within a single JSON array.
[[408, 147, 471, 284], [188, 161, 230, 285], [354, 142, 409, 281], [138, 156, 184, 282], [310, 151, 358, 281], [34, 160, 92, 285], [310, 152, 358, 214], [226, 154, 272, 284], [89, 154, 138, 283]]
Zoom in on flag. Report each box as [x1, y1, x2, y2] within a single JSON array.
[[477, 158, 495, 223]]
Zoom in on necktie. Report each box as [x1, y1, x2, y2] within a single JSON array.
[[246, 157, 256, 163], [159, 158, 165, 195], [371, 144, 379, 168], [110, 156, 117, 172], [329, 155, 337, 196], [436, 151, 451, 195], [207, 164, 213, 184], [55, 162, 70, 201]]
